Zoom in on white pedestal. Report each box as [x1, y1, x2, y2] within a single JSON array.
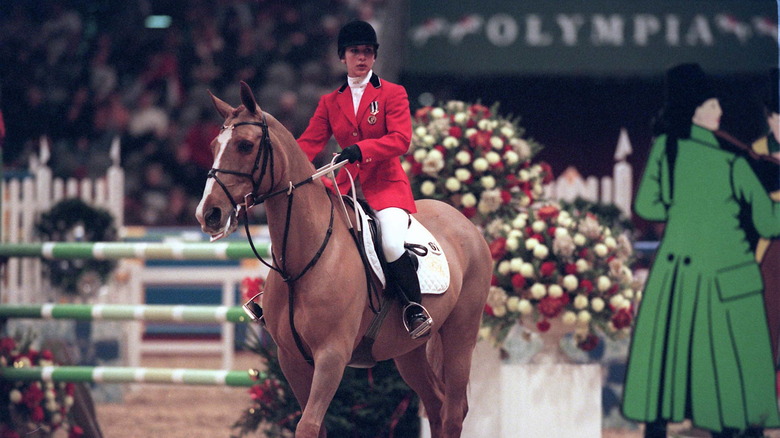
[[500, 363, 602, 437]]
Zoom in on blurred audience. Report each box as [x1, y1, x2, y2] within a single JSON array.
[[0, 0, 387, 225]]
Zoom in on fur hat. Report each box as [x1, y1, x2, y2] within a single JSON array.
[[337, 20, 379, 57]]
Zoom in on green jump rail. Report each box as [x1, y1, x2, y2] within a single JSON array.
[[0, 304, 251, 323], [0, 366, 264, 387], [0, 241, 270, 260]]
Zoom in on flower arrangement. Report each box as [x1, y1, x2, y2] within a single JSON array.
[[480, 201, 642, 351], [0, 333, 84, 438], [406, 101, 551, 223]]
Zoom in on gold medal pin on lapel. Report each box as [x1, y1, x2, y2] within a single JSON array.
[[367, 101, 378, 124]]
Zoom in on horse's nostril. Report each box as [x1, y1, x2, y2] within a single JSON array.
[[205, 207, 222, 229]]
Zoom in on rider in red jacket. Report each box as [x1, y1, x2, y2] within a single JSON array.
[[297, 20, 432, 339]]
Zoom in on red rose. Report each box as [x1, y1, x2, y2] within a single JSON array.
[[547, 226, 556, 237], [469, 131, 492, 151], [0, 337, 15, 353], [489, 237, 507, 260], [461, 206, 477, 218], [30, 406, 45, 422], [580, 279, 594, 294], [536, 319, 551, 332], [536, 205, 559, 221], [540, 262, 557, 277], [434, 145, 446, 154], [484, 304, 495, 316], [505, 174, 518, 187], [522, 187, 535, 204], [414, 106, 432, 122], [411, 162, 423, 176], [578, 334, 599, 351], [469, 104, 491, 118], [500, 190, 512, 204], [65, 383, 76, 396], [539, 161, 555, 184], [491, 275, 499, 286], [40, 349, 54, 361], [449, 126, 462, 138], [23, 385, 44, 408], [1, 430, 21, 438], [537, 296, 566, 318], [69, 425, 84, 438], [611, 308, 633, 330], [511, 274, 526, 290], [241, 277, 265, 302], [579, 248, 589, 259], [565, 263, 578, 275]]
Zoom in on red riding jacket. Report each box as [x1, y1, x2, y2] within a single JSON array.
[[297, 73, 416, 213]]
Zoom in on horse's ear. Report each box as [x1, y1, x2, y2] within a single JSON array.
[[239, 81, 260, 115], [209, 90, 233, 120]]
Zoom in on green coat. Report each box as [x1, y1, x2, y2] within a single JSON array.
[[623, 125, 780, 432]]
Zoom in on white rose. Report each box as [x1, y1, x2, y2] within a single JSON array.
[[525, 237, 539, 250], [508, 229, 523, 240], [414, 126, 427, 138], [533, 244, 549, 260], [575, 258, 589, 273], [594, 243, 608, 257], [518, 169, 530, 182], [622, 288, 634, 300], [442, 136, 459, 149], [9, 389, 22, 404], [609, 294, 625, 309], [509, 257, 524, 272], [512, 214, 527, 229], [518, 299, 533, 315], [506, 296, 521, 312], [530, 283, 547, 299], [574, 294, 588, 309], [562, 311, 577, 325], [591, 297, 605, 312], [562, 274, 579, 291], [456, 150, 471, 165], [577, 310, 592, 324], [506, 237, 519, 251], [480, 175, 496, 189], [520, 262, 535, 278], [477, 119, 491, 130], [465, 127, 477, 138], [420, 180, 436, 196], [430, 107, 445, 119], [423, 134, 436, 146], [454, 112, 468, 124], [497, 260, 511, 275], [427, 148, 443, 161], [554, 227, 569, 238], [401, 161, 411, 173], [558, 216, 572, 228], [473, 157, 489, 172], [445, 177, 461, 192], [493, 305, 506, 317], [548, 284, 563, 298], [478, 326, 492, 341], [455, 168, 471, 181], [504, 150, 519, 165], [604, 236, 617, 249], [573, 233, 587, 246], [490, 136, 504, 150], [461, 193, 477, 208], [485, 151, 501, 164], [500, 126, 515, 138], [597, 275, 612, 292], [531, 220, 546, 233]]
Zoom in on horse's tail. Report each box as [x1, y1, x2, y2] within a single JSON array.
[[425, 332, 446, 384]]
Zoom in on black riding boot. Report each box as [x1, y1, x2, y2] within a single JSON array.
[[387, 251, 432, 339]]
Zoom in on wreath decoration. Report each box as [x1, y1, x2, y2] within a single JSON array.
[[36, 199, 117, 298]]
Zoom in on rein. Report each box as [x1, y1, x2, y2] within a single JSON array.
[[207, 115, 348, 365]]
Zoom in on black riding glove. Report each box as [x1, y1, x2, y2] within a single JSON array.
[[336, 144, 362, 163]]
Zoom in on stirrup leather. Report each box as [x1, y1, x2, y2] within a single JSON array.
[[402, 302, 433, 339], [242, 292, 265, 325]]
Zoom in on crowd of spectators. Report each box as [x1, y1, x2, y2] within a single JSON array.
[[0, 0, 388, 226]]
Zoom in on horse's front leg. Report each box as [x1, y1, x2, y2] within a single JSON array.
[[290, 348, 350, 438]]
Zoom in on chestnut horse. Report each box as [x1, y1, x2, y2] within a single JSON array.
[[196, 82, 492, 438]]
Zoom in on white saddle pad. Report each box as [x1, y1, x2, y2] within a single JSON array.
[[356, 205, 450, 295]]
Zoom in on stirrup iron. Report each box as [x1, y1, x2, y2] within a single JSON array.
[[403, 302, 433, 339], [242, 292, 265, 325]]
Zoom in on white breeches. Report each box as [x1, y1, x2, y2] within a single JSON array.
[[375, 207, 409, 263]]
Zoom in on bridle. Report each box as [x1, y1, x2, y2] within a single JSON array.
[[206, 112, 338, 365]]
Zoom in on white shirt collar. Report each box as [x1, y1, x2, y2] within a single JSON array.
[[348, 70, 372, 88]]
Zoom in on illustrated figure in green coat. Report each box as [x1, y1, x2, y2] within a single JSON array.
[[622, 63, 780, 438]]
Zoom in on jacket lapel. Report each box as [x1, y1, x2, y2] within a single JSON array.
[[356, 74, 382, 123], [337, 82, 357, 128]]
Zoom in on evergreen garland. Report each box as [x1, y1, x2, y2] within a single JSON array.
[[36, 199, 117, 297]]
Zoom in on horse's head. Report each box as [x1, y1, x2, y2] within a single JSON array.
[[196, 81, 278, 240]]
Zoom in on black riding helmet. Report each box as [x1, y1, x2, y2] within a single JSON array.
[[337, 20, 379, 58]]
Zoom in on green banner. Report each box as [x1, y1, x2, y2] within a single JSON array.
[[406, 0, 778, 75]]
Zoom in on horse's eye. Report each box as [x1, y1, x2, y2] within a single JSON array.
[[237, 140, 254, 154]]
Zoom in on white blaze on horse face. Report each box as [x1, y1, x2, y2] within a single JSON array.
[[196, 125, 234, 230]]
